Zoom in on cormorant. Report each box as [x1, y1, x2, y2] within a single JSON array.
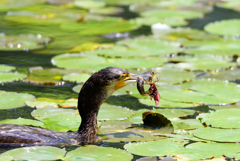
[[0, 67, 152, 146]]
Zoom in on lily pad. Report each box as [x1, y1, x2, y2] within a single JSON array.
[[0, 72, 26, 83], [137, 10, 203, 26], [0, 146, 65, 160], [0, 91, 36, 109], [60, 18, 140, 35], [139, 99, 193, 108], [72, 84, 83, 93], [26, 97, 77, 108], [197, 109, 240, 128], [99, 121, 172, 142], [74, 0, 105, 9], [31, 107, 81, 132], [0, 65, 15, 72], [154, 67, 195, 84], [98, 104, 134, 121], [125, 139, 240, 160], [167, 56, 236, 71], [63, 73, 91, 83], [90, 7, 124, 15], [204, 19, 240, 37], [65, 146, 132, 161], [0, 33, 51, 51], [181, 79, 240, 103], [124, 138, 187, 157], [0, 0, 45, 11], [0, 118, 44, 127], [193, 127, 240, 142], [52, 53, 168, 70], [200, 68, 240, 81]]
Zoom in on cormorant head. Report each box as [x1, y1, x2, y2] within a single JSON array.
[[90, 67, 151, 92]]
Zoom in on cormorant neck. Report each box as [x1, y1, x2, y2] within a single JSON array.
[[77, 79, 113, 143]]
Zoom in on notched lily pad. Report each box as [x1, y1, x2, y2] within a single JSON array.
[[0, 33, 51, 51], [0, 90, 36, 109]]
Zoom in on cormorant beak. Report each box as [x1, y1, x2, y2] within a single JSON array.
[[114, 71, 152, 90]]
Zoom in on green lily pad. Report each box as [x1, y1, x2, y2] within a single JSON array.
[[0, 118, 44, 127], [125, 139, 240, 160], [0, 33, 51, 51], [181, 79, 240, 103], [210, 104, 240, 110], [90, 7, 123, 15], [0, 91, 36, 109], [0, 65, 15, 72], [0, 0, 45, 11], [197, 109, 240, 128], [139, 99, 193, 108], [98, 104, 134, 121], [167, 56, 236, 71], [52, 53, 168, 70], [137, 10, 203, 26], [31, 107, 81, 132], [72, 84, 82, 93], [63, 73, 91, 83], [99, 121, 172, 142], [74, 0, 105, 9], [31, 104, 134, 131], [124, 138, 187, 157], [200, 68, 240, 81], [172, 119, 203, 130], [193, 127, 240, 142], [0, 146, 65, 160], [204, 19, 240, 37], [116, 37, 182, 56], [0, 72, 26, 83], [126, 109, 195, 124], [154, 67, 195, 84], [217, 0, 240, 11], [65, 146, 133, 161], [26, 97, 77, 108], [183, 39, 240, 56], [60, 18, 140, 35]]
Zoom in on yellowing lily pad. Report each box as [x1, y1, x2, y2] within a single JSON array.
[[197, 109, 240, 128], [65, 146, 133, 161], [0, 91, 36, 109], [204, 19, 240, 37]]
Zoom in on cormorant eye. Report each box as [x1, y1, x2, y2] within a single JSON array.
[[120, 75, 125, 79]]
